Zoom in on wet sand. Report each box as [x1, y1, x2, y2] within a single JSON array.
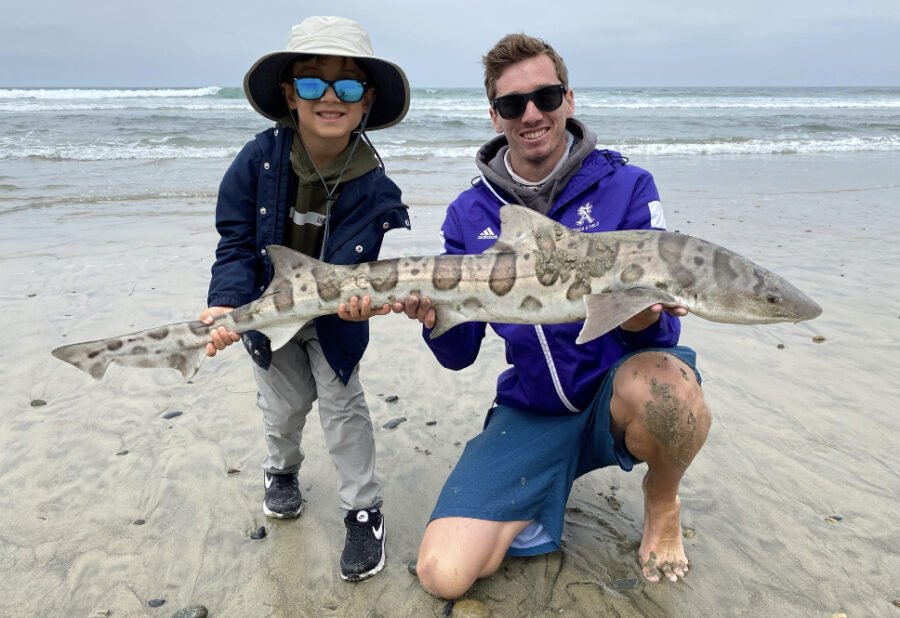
[[1, 154, 899, 616]]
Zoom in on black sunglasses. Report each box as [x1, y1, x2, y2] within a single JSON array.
[[491, 84, 567, 120]]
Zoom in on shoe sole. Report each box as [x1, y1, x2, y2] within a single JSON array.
[[262, 501, 303, 519], [340, 532, 386, 582]]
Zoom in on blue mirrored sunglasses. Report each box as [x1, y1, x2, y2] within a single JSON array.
[[293, 77, 368, 103]]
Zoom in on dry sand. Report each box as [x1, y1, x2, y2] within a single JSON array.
[[1, 155, 899, 616]]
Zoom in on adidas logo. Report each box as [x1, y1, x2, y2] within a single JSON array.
[[478, 226, 498, 240]]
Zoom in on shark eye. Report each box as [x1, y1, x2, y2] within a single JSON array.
[[766, 294, 781, 304]]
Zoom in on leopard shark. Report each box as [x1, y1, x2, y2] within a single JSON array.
[[51, 204, 822, 380]]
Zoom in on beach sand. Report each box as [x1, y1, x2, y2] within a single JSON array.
[[2, 154, 899, 616]]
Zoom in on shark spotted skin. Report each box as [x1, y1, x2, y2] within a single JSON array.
[[51, 205, 822, 380]]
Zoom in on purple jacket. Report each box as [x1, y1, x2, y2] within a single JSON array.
[[423, 147, 680, 415]]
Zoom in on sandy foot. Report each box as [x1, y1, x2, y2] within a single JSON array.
[[639, 493, 689, 583]]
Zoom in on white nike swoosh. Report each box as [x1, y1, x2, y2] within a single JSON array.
[[265, 474, 273, 489], [373, 519, 384, 541]]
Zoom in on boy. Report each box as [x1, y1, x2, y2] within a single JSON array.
[[199, 16, 410, 582]]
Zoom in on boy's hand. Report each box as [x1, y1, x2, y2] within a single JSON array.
[[200, 306, 240, 357], [337, 295, 395, 321]]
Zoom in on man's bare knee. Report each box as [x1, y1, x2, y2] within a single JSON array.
[[415, 517, 524, 599], [416, 550, 478, 600], [613, 352, 710, 465]]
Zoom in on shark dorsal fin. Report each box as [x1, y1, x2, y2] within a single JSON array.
[[486, 204, 589, 255], [255, 246, 324, 352], [484, 205, 541, 253], [266, 245, 322, 278]]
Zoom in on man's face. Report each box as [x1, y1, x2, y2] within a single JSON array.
[[281, 56, 374, 147], [489, 54, 574, 182]]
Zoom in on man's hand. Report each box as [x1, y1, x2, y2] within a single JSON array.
[[337, 295, 396, 321], [620, 303, 688, 332], [398, 294, 436, 329], [199, 306, 240, 357]]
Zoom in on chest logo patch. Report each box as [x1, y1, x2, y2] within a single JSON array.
[[574, 203, 600, 231]]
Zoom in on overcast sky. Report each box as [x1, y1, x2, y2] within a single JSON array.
[[2, 0, 898, 88]]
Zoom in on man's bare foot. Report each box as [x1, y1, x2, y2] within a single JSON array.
[[639, 492, 689, 583]]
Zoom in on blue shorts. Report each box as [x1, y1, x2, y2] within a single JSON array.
[[429, 346, 700, 557]]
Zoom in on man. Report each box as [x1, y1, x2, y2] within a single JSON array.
[[400, 33, 712, 599]]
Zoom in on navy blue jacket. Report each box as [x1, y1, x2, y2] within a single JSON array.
[[208, 124, 410, 383]]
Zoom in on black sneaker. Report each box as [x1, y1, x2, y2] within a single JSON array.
[[340, 508, 386, 581], [262, 471, 302, 518]]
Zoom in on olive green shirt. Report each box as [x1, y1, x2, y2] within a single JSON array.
[[286, 131, 379, 258]]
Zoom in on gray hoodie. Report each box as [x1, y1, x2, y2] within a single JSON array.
[[476, 118, 599, 214]]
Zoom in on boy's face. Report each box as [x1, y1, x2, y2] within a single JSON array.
[[281, 56, 374, 147]]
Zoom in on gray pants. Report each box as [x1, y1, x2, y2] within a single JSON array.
[[253, 323, 383, 512]]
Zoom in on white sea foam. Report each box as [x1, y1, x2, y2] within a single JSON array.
[[0, 101, 252, 113], [2, 136, 898, 161], [575, 95, 900, 110], [410, 100, 487, 113], [0, 143, 240, 161], [0, 87, 222, 99], [0, 87, 246, 113], [613, 135, 900, 156], [378, 145, 479, 159]]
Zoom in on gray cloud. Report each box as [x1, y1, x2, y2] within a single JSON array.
[[1, 0, 898, 87]]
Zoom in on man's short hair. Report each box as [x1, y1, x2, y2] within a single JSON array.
[[482, 33, 569, 102]]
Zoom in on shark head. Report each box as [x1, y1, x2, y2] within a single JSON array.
[[693, 264, 822, 325]]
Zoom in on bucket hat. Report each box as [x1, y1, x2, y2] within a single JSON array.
[[244, 16, 410, 130]]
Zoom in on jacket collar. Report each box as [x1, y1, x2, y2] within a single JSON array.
[[261, 124, 404, 258], [475, 119, 624, 213]]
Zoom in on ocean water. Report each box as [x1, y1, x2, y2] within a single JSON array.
[[2, 85, 899, 222]]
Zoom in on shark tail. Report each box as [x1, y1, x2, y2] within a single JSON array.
[[51, 321, 210, 381], [51, 341, 117, 380]]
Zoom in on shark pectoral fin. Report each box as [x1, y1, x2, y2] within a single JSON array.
[[577, 290, 674, 344], [429, 306, 469, 339], [256, 323, 306, 351], [172, 349, 206, 380]]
